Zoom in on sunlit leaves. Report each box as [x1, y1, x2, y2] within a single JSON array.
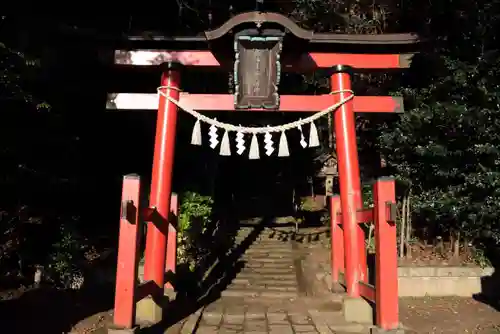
[[0, 38, 48, 110]]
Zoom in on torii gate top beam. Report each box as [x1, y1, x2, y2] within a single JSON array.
[[109, 11, 420, 111], [113, 11, 420, 71], [203, 12, 419, 45]]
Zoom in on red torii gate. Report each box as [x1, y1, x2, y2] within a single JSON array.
[[108, 11, 419, 333]]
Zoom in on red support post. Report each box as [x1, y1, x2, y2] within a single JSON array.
[[165, 193, 178, 290], [373, 177, 399, 330], [113, 174, 142, 329], [143, 62, 182, 294], [330, 196, 344, 284], [330, 65, 367, 297]]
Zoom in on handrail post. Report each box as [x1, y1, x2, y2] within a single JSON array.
[[373, 177, 399, 330], [113, 174, 142, 329]]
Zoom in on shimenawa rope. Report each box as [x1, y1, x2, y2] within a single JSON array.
[[157, 86, 354, 134]]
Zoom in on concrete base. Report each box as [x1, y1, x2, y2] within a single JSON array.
[[136, 297, 162, 324], [370, 327, 406, 334], [398, 266, 495, 297], [331, 282, 346, 293], [164, 287, 177, 299], [342, 296, 374, 325], [108, 326, 139, 334]]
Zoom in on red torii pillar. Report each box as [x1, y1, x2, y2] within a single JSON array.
[[330, 65, 367, 297], [141, 62, 181, 322]]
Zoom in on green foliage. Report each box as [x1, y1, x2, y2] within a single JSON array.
[[362, 184, 374, 208], [0, 39, 49, 111], [46, 223, 88, 288], [470, 247, 492, 268], [178, 192, 213, 233], [177, 192, 214, 271], [379, 0, 500, 244]]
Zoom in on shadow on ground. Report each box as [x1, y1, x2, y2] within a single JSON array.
[[141, 212, 331, 333], [0, 283, 114, 333], [140, 216, 277, 333], [473, 238, 500, 312], [0, 212, 327, 333]]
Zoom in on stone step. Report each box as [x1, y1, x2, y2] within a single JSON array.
[[228, 282, 298, 292], [235, 242, 290, 247], [235, 249, 293, 257], [235, 238, 291, 245], [239, 267, 295, 275], [242, 261, 294, 269], [244, 248, 292, 253], [243, 252, 293, 258], [237, 245, 292, 251], [242, 256, 292, 262], [236, 272, 297, 281], [308, 311, 371, 334], [235, 242, 292, 249], [235, 231, 275, 236], [245, 246, 292, 251], [243, 256, 292, 262], [245, 248, 292, 254], [236, 233, 290, 238], [221, 287, 298, 299], [232, 278, 297, 286]]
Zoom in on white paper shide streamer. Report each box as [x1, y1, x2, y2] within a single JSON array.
[[298, 120, 308, 148], [189, 116, 323, 158], [235, 127, 246, 155], [208, 120, 219, 149], [264, 127, 274, 156]]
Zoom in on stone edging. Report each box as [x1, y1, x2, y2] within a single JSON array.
[[314, 261, 497, 297], [398, 266, 496, 297], [397, 266, 494, 277]]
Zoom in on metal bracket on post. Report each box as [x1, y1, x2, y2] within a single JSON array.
[[386, 201, 397, 224], [120, 200, 133, 221]]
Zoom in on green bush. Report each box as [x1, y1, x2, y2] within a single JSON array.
[[177, 192, 214, 271]]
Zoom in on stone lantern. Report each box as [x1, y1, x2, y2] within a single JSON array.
[[316, 154, 338, 205]]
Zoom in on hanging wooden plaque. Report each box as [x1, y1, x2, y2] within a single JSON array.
[[233, 32, 283, 109]]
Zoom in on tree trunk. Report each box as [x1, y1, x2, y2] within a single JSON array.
[[405, 191, 412, 259], [449, 230, 454, 253], [463, 238, 470, 258], [453, 231, 460, 258], [400, 196, 407, 258]]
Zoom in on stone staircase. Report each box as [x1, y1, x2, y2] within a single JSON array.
[[134, 221, 379, 333], [180, 224, 373, 333], [221, 226, 299, 300]]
